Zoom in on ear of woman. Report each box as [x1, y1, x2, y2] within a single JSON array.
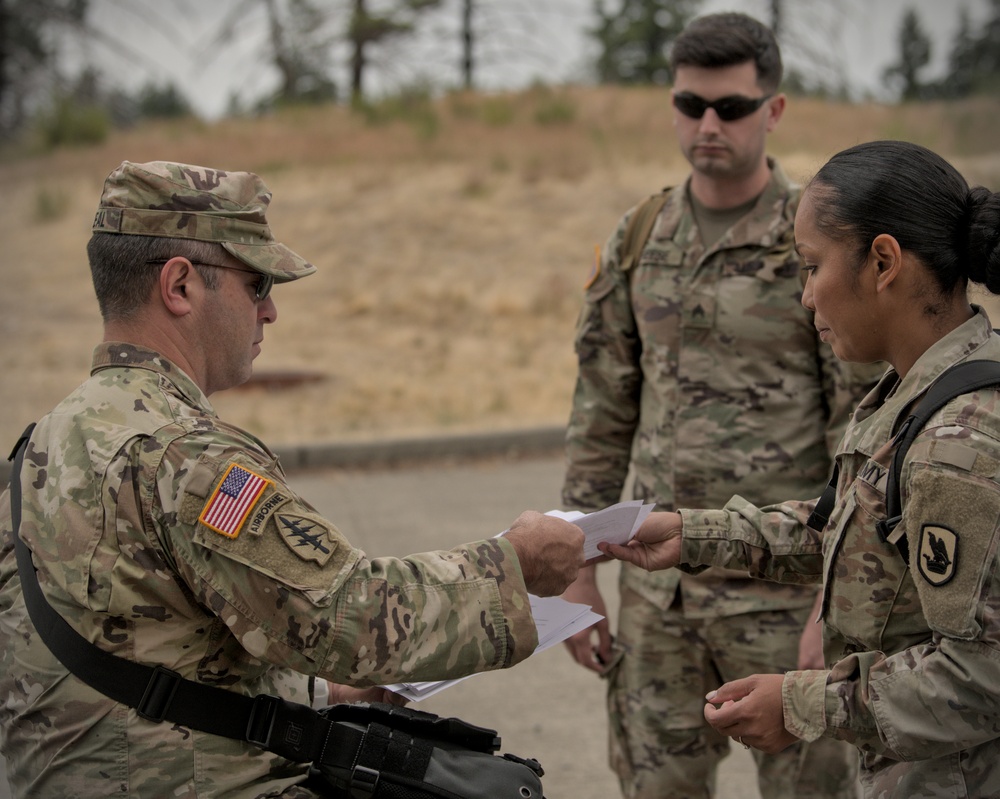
[[869, 234, 904, 294]]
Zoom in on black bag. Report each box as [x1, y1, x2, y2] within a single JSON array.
[[306, 702, 545, 799], [7, 425, 547, 799]]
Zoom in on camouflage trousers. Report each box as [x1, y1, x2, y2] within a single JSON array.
[[606, 585, 859, 799]]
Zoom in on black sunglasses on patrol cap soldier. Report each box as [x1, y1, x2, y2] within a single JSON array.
[[672, 91, 773, 122], [146, 258, 274, 302]]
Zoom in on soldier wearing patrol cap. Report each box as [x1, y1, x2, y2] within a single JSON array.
[[0, 160, 585, 798]]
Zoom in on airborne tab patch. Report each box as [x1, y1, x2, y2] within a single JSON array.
[[918, 524, 958, 586], [199, 463, 271, 539], [276, 512, 338, 566]]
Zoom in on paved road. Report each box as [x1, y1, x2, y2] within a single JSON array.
[[1, 449, 760, 799]]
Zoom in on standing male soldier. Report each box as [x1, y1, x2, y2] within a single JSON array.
[[0, 160, 584, 798], [560, 12, 879, 799]]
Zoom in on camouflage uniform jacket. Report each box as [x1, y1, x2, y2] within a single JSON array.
[[680, 308, 1000, 797], [0, 343, 537, 799], [563, 160, 880, 617]]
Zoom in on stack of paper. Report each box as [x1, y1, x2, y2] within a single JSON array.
[[546, 498, 655, 560], [384, 500, 654, 701], [385, 596, 602, 701]]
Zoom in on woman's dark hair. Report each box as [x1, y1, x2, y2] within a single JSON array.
[[806, 140, 1000, 296], [669, 12, 783, 93]]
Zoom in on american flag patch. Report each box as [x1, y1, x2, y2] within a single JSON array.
[[199, 463, 271, 539]]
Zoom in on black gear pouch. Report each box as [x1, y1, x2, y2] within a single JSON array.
[[306, 702, 545, 799]]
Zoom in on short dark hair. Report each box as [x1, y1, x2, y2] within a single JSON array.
[[806, 140, 1000, 297], [87, 234, 222, 322], [669, 12, 783, 93]]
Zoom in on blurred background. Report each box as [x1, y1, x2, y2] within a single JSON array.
[[2, 0, 999, 451]]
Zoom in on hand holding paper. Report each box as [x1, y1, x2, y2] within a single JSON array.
[[546, 499, 655, 560], [384, 501, 652, 701]]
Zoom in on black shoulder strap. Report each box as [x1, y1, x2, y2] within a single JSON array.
[[807, 359, 1000, 564], [620, 189, 670, 272], [5, 425, 332, 764], [875, 360, 1000, 561], [805, 465, 839, 533]]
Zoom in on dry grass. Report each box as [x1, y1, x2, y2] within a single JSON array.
[[3, 86, 999, 451]]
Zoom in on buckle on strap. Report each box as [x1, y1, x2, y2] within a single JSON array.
[[350, 765, 380, 799], [137, 665, 183, 723], [246, 694, 280, 748]]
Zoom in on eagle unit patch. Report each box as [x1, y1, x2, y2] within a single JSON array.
[[199, 463, 271, 539], [918, 524, 958, 586]]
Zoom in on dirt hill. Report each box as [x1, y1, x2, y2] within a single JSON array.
[[3, 86, 999, 451]]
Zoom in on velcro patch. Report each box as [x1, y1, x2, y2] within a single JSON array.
[[199, 463, 271, 539], [918, 524, 958, 587], [275, 512, 339, 565]]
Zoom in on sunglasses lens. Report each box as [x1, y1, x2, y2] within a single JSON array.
[[673, 93, 707, 118], [256, 274, 274, 302], [714, 98, 760, 121]]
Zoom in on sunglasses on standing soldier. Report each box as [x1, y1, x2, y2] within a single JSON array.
[[146, 259, 274, 302], [672, 91, 773, 122]]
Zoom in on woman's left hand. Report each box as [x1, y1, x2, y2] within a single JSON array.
[[703, 674, 798, 754]]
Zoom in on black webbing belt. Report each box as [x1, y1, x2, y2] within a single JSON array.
[[6, 423, 347, 765]]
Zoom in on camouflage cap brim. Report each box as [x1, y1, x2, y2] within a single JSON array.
[[222, 241, 316, 282], [93, 160, 316, 282]]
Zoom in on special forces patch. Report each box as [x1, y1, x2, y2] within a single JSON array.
[[276, 512, 338, 566], [918, 524, 958, 586]]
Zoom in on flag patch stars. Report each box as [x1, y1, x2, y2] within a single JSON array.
[[200, 463, 271, 539]]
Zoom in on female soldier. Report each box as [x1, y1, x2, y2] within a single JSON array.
[[600, 139, 1000, 798]]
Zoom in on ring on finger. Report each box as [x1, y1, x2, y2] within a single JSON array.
[[738, 736, 751, 750]]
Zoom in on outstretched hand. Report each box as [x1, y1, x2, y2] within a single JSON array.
[[598, 511, 683, 571], [505, 511, 585, 596]]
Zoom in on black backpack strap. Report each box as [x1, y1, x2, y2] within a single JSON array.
[[876, 360, 1000, 561], [805, 465, 839, 532], [5, 425, 336, 764]]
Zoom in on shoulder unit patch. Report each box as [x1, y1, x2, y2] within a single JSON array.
[[918, 523, 958, 587], [276, 512, 339, 566]]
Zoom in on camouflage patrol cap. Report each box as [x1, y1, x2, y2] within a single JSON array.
[[92, 160, 315, 282]]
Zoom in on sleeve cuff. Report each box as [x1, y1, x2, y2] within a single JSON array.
[[782, 669, 829, 742]]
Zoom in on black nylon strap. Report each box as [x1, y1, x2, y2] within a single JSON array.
[[6, 424, 335, 764], [807, 360, 1000, 559], [883, 360, 1000, 530], [805, 466, 839, 532]]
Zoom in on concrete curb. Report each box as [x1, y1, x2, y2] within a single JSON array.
[[273, 425, 567, 471], [0, 426, 567, 485]]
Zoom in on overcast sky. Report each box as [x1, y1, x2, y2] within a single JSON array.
[[75, 0, 991, 118]]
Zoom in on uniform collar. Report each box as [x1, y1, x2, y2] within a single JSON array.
[[92, 342, 215, 415], [841, 306, 996, 454], [673, 156, 797, 254]]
